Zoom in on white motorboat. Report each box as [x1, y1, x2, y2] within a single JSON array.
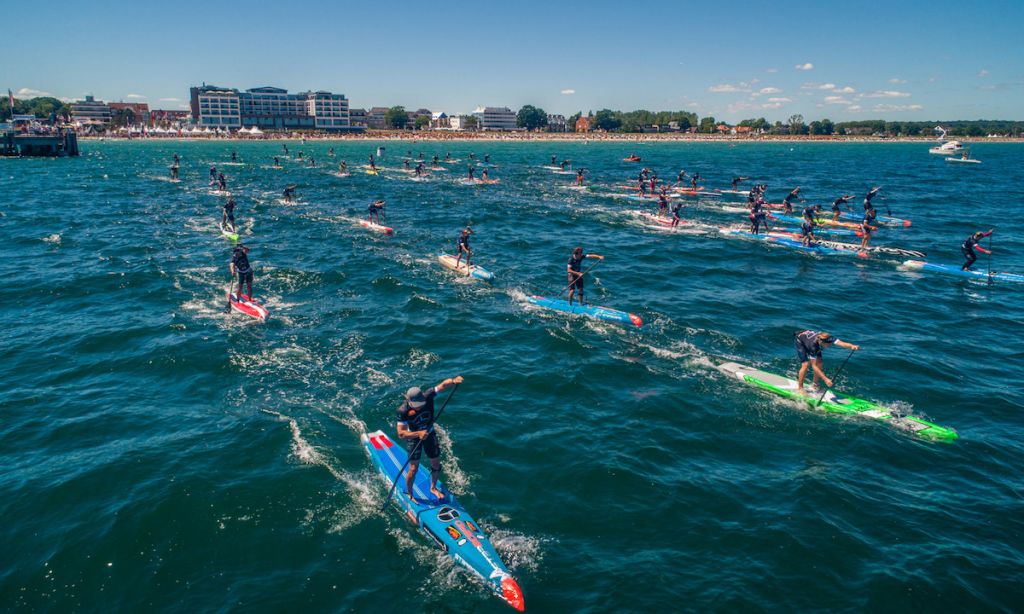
[[929, 126, 965, 155]]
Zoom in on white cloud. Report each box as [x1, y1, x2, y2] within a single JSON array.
[[761, 102, 784, 109], [835, 86, 855, 94], [767, 97, 791, 103], [978, 69, 989, 77], [795, 62, 814, 71], [847, 104, 862, 111], [824, 96, 851, 104], [709, 83, 746, 93], [860, 90, 911, 98], [870, 103, 923, 112], [16, 87, 53, 98], [560, 89, 575, 95], [818, 83, 837, 90], [766, 67, 778, 73], [159, 97, 180, 102], [888, 78, 907, 84], [759, 87, 781, 95], [126, 93, 145, 99]]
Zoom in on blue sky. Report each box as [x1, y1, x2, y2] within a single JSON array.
[[5, 0, 1023, 122]]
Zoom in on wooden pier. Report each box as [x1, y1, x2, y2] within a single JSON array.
[[1, 129, 79, 157]]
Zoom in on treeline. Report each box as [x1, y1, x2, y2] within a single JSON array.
[[1, 96, 72, 119]]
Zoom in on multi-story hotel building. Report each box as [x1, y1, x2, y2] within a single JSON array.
[[190, 84, 353, 131], [70, 96, 113, 126], [473, 106, 517, 131]]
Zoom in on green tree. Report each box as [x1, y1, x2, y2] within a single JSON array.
[[516, 105, 548, 131], [385, 106, 409, 129], [787, 114, 807, 135], [593, 109, 620, 131], [463, 115, 479, 130], [698, 116, 717, 133], [414, 114, 431, 130]]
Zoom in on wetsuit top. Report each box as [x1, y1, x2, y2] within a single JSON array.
[[484, 155, 490, 163], [863, 207, 877, 224], [568, 253, 587, 274], [671, 202, 683, 215], [864, 188, 880, 209], [962, 232, 992, 250], [210, 167, 217, 177], [795, 330, 837, 355], [803, 205, 817, 222], [658, 194, 669, 207], [784, 190, 799, 204], [577, 170, 584, 178], [832, 196, 851, 211], [231, 247, 252, 274], [678, 171, 686, 182], [224, 200, 236, 214], [283, 188, 294, 197], [396, 387, 439, 433], [458, 232, 471, 249], [368, 201, 384, 212]]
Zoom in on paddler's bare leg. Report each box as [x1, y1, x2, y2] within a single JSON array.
[[405, 461, 419, 499], [428, 458, 443, 499]]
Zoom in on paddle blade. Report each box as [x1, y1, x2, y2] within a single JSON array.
[[629, 314, 643, 327], [501, 577, 525, 611]]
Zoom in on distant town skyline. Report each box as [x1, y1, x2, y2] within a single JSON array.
[[6, 0, 1023, 122]]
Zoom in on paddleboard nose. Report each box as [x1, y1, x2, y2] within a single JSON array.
[[629, 314, 643, 327], [501, 577, 525, 611]]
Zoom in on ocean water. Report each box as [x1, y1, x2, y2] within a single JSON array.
[[2, 140, 1022, 612]]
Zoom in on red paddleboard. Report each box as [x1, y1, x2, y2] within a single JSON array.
[[360, 220, 394, 235], [227, 291, 269, 321]]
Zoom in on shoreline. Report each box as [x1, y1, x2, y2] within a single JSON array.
[[79, 133, 1024, 144]]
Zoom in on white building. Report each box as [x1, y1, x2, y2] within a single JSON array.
[[71, 95, 112, 126], [448, 115, 471, 130], [547, 114, 567, 132], [192, 84, 351, 131], [197, 88, 242, 129], [473, 106, 517, 131]]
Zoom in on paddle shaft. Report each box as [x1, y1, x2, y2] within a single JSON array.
[[816, 348, 856, 406], [381, 383, 460, 511], [988, 233, 993, 279]]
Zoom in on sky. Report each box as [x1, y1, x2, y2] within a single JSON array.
[[4, 0, 1023, 122]]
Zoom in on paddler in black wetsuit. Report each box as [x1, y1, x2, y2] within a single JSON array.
[[173, 153, 180, 166], [368, 153, 377, 171], [801, 204, 818, 247], [396, 375, 464, 500], [170, 162, 179, 181], [222, 197, 237, 232], [368, 199, 385, 224], [329, 147, 335, 157], [670, 201, 684, 228], [567, 247, 604, 306], [217, 172, 227, 191], [228, 243, 254, 306], [445, 152, 452, 162], [749, 199, 769, 234], [560, 159, 571, 170], [690, 172, 701, 191], [657, 189, 670, 217], [859, 203, 878, 249], [731, 176, 749, 190], [339, 160, 348, 174], [831, 195, 853, 221], [432, 154, 440, 166], [863, 186, 881, 211], [230, 151, 237, 162], [209, 165, 217, 185], [273, 156, 281, 168], [551, 155, 557, 165], [404, 159, 411, 170], [961, 230, 994, 270], [414, 162, 426, 177], [455, 227, 472, 268], [782, 187, 802, 216], [794, 330, 860, 395], [467, 165, 476, 180], [283, 185, 296, 203], [282, 143, 289, 155], [483, 154, 491, 164]]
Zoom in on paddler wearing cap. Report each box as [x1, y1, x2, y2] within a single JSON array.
[[455, 227, 473, 269], [793, 330, 859, 395], [396, 376, 464, 500]]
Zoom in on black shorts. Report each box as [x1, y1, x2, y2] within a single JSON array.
[[405, 431, 440, 461], [458, 243, 470, 254], [568, 274, 584, 291], [237, 269, 253, 284], [795, 339, 820, 363]]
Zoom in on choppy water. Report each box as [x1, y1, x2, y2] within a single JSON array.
[[2, 140, 1023, 612]]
